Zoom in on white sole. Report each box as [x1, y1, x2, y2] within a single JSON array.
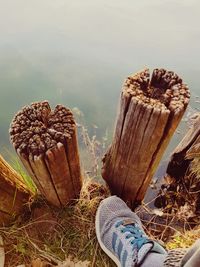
[[95, 207, 121, 267]]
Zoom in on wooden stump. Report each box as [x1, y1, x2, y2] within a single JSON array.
[[155, 114, 200, 217], [0, 154, 30, 225], [165, 114, 200, 180], [9, 101, 82, 207], [102, 68, 190, 208]]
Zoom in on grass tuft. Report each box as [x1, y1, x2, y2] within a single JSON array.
[[166, 226, 200, 250]]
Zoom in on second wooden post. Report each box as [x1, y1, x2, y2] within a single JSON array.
[[102, 68, 190, 208]]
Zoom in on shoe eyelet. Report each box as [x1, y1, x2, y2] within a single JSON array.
[[125, 236, 129, 239], [121, 229, 124, 233]]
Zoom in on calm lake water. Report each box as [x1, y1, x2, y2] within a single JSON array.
[[0, 0, 199, 163]]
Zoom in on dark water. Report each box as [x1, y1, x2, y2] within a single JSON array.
[[0, 0, 199, 161]]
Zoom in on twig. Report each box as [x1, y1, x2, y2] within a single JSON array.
[[25, 231, 61, 265]]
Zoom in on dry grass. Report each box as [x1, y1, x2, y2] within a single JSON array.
[[166, 226, 200, 250], [190, 157, 200, 180], [0, 179, 116, 267], [165, 156, 200, 249], [136, 200, 200, 251], [0, 111, 114, 266], [135, 155, 200, 251], [1, 177, 200, 266]]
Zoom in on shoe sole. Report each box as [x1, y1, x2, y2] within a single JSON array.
[[95, 206, 121, 267]]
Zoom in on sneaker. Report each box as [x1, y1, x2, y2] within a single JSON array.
[[95, 196, 166, 267]]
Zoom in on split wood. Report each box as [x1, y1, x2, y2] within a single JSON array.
[[102, 68, 190, 208], [10, 101, 82, 207], [0, 154, 30, 225], [155, 114, 200, 216]]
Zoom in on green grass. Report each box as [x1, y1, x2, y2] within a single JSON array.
[[2, 149, 37, 194], [11, 157, 37, 194]]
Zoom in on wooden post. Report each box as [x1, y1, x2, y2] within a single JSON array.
[[102, 68, 190, 208], [9, 101, 82, 207], [155, 114, 200, 214], [166, 113, 200, 180], [0, 154, 30, 225]]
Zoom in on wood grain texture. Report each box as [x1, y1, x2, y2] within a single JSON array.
[[186, 135, 200, 158], [16, 149, 46, 196], [105, 97, 139, 195], [0, 235, 5, 267], [0, 184, 27, 216], [0, 210, 11, 226], [136, 109, 170, 202], [45, 142, 75, 205], [102, 91, 132, 181], [166, 113, 200, 180], [29, 155, 61, 207], [174, 115, 200, 156], [64, 130, 82, 198], [10, 102, 82, 207], [155, 113, 200, 211], [102, 68, 190, 208], [0, 155, 30, 225]]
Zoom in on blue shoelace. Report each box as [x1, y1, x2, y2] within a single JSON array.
[[115, 221, 149, 250]]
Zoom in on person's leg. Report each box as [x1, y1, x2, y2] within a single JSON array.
[[181, 239, 200, 267], [162, 242, 200, 267], [95, 196, 200, 267]]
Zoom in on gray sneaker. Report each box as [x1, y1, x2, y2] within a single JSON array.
[[95, 196, 166, 267]]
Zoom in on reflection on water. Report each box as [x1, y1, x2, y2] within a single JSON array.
[[0, 0, 199, 159]]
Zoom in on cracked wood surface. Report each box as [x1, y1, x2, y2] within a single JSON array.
[[102, 68, 190, 208], [0, 154, 30, 225], [10, 102, 82, 207], [166, 114, 200, 180]]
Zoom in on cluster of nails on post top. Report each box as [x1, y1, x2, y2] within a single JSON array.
[[124, 68, 190, 111], [9, 101, 76, 157]]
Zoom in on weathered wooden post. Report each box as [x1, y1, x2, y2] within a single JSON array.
[[9, 101, 82, 207], [0, 154, 30, 225], [155, 114, 200, 215], [166, 113, 200, 181], [102, 68, 190, 208]]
